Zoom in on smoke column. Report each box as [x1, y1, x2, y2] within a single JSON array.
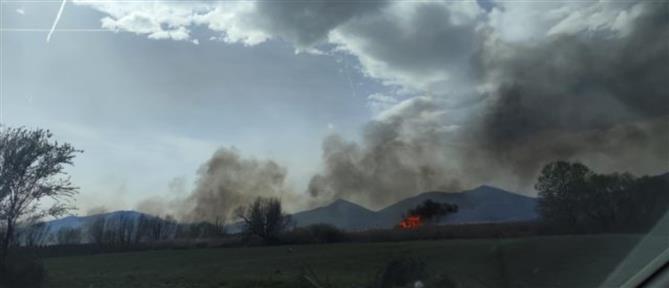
[[307, 1, 669, 209], [183, 148, 300, 223]]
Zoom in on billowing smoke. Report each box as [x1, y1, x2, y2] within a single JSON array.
[[85, 206, 108, 216], [183, 148, 299, 223], [135, 177, 189, 218], [133, 148, 302, 223], [308, 97, 465, 209], [93, 0, 667, 212], [471, 1, 669, 181], [308, 1, 669, 208]]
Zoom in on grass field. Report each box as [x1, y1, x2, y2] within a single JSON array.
[[43, 235, 656, 288]]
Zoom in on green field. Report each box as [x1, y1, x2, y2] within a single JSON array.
[[44, 235, 656, 288]]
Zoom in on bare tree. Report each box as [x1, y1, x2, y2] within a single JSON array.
[[87, 215, 107, 246], [135, 215, 150, 243], [161, 215, 178, 240], [140, 215, 176, 242], [235, 197, 291, 243], [135, 214, 168, 243], [21, 222, 49, 247], [105, 213, 136, 247], [212, 216, 226, 237], [103, 218, 118, 246], [119, 213, 136, 246], [0, 127, 80, 264], [55, 227, 82, 245], [148, 217, 165, 241]]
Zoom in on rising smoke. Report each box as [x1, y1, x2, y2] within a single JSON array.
[[138, 1, 668, 218], [473, 2, 669, 180], [182, 148, 300, 223], [135, 177, 189, 218], [308, 97, 465, 209], [307, 1, 669, 208]]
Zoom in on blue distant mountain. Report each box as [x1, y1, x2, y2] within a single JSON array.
[[38, 210, 148, 244], [291, 199, 377, 230], [42, 185, 538, 235], [46, 210, 145, 230], [373, 185, 538, 228], [290, 185, 538, 230]]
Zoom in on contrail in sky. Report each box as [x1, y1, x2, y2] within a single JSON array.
[[46, 0, 67, 42]]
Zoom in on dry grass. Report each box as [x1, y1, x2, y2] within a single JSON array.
[[43, 234, 649, 288]]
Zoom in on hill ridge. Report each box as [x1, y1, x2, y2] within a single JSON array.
[[43, 185, 538, 233]]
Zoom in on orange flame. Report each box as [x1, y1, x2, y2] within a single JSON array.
[[398, 215, 422, 229]]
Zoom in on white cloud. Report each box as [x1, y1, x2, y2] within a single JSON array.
[[189, 2, 266, 45], [367, 93, 398, 116], [74, 0, 207, 41], [16, 8, 25, 15], [74, 0, 649, 100]]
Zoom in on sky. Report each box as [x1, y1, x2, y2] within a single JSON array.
[[1, 0, 667, 217], [1, 0, 382, 213]]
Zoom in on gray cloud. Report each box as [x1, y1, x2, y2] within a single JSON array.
[[77, 1, 480, 90], [331, 1, 483, 93]]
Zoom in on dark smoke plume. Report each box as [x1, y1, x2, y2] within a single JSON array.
[[473, 1, 669, 181], [142, 2, 667, 215], [308, 97, 464, 209], [308, 1, 669, 208]]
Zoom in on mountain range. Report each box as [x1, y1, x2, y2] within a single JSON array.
[[291, 185, 538, 230], [40, 185, 538, 238]]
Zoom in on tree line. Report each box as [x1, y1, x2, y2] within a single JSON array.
[[536, 161, 669, 233], [14, 213, 228, 248]]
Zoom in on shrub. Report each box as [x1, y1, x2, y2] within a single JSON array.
[[305, 224, 347, 243], [281, 224, 347, 244], [235, 197, 291, 244]]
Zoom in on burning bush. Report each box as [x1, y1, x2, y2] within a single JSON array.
[[399, 200, 458, 229], [399, 216, 423, 229]]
